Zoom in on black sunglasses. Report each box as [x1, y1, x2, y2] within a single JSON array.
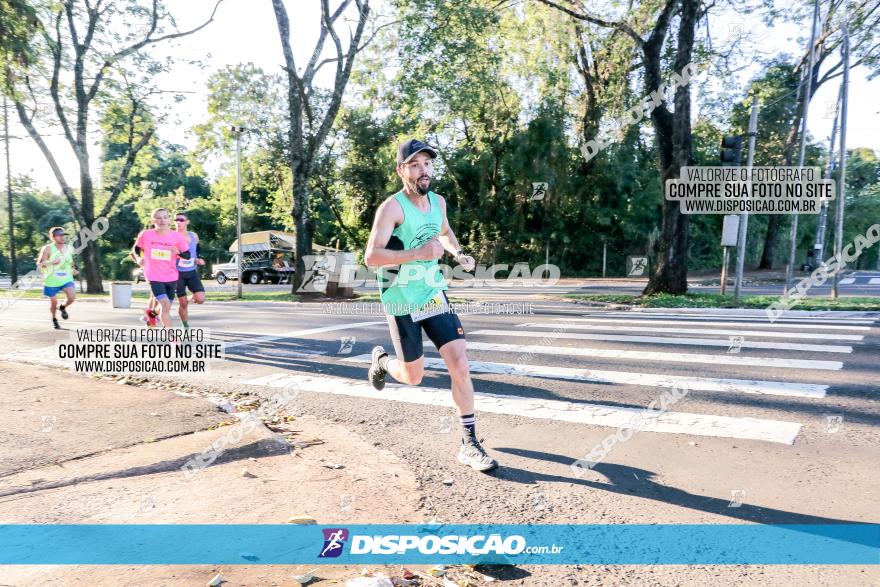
[[175, 218, 187, 222]]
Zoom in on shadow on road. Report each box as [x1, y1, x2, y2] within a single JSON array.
[[492, 447, 870, 529], [0, 438, 287, 500]]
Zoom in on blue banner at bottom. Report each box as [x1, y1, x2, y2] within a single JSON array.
[[1, 524, 878, 565]]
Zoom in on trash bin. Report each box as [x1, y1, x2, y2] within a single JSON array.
[[110, 282, 132, 309]]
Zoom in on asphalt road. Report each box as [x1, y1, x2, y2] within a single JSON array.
[[2, 295, 879, 584], [4, 269, 880, 298]]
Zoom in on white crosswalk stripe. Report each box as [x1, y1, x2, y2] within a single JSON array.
[[549, 317, 871, 333], [464, 341, 843, 370], [470, 329, 853, 354], [243, 372, 802, 444], [519, 322, 864, 341], [572, 311, 876, 324], [340, 355, 828, 398], [251, 309, 872, 445]]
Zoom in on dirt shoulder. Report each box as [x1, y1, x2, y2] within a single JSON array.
[[0, 361, 421, 586]]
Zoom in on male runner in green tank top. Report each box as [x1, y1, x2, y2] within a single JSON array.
[[365, 139, 498, 472], [37, 227, 78, 329]]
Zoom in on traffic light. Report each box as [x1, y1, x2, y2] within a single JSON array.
[[720, 135, 743, 166]]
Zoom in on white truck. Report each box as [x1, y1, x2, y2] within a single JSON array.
[[211, 231, 332, 285]]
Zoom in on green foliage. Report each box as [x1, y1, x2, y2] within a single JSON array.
[[0, 177, 71, 273], [835, 148, 880, 269], [5, 0, 877, 285], [565, 293, 880, 311], [0, 0, 40, 74]]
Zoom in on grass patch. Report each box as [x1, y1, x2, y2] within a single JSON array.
[[193, 290, 301, 302], [564, 292, 880, 311], [132, 290, 302, 302]]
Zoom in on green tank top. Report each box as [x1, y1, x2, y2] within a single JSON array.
[[378, 191, 448, 316], [43, 244, 74, 287]]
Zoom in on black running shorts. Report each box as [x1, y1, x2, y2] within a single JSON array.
[[177, 270, 205, 297], [149, 280, 177, 301], [386, 296, 465, 363]]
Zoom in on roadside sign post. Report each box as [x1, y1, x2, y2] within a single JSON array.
[[721, 215, 739, 295]]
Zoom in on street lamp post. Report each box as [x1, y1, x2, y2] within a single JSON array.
[[3, 97, 17, 284], [734, 95, 759, 304], [784, 0, 821, 292], [832, 24, 850, 299], [231, 125, 243, 300]]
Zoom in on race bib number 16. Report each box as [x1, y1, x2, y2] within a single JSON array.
[[151, 249, 171, 261]]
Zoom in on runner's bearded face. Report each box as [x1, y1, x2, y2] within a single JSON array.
[[401, 155, 432, 196]]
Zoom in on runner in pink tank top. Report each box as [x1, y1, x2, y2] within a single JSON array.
[[131, 208, 191, 328]]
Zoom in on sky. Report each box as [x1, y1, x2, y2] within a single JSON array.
[[5, 0, 879, 193]]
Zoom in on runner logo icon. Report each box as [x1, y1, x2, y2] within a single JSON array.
[[319, 528, 349, 558]]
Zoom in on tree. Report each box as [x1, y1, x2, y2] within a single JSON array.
[[190, 63, 291, 231], [538, 0, 704, 294], [0, 0, 41, 70], [836, 147, 880, 269], [271, 0, 373, 292], [758, 0, 880, 268], [3, 0, 224, 292], [1, 175, 72, 273], [1, 0, 41, 284]]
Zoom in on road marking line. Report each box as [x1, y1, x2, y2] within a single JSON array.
[[471, 329, 852, 354], [869, 278, 880, 285], [464, 341, 843, 370], [224, 321, 386, 349], [550, 317, 872, 332], [522, 322, 864, 341], [838, 278, 856, 285], [570, 312, 876, 324], [341, 355, 827, 399], [243, 372, 802, 444]]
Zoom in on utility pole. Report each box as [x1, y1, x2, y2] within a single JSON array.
[[784, 0, 821, 292], [813, 84, 842, 266], [3, 97, 17, 284], [832, 23, 850, 299], [734, 95, 759, 304], [231, 125, 243, 300], [602, 241, 607, 278]]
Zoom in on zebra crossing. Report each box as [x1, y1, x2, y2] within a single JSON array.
[[837, 271, 880, 286], [243, 309, 877, 447]]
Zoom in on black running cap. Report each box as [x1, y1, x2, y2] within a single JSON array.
[[397, 138, 438, 166]]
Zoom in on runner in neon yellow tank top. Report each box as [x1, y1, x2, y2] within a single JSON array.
[[364, 139, 498, 472], [37, 226, 78, 330]]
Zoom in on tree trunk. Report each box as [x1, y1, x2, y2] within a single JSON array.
[[78, 162, 105, 293], [575, 35, 602, 173], [759, 216, 781, 269], [290, 168, 312, 294], [643, 0, 696, 296], [81, 239, 103, 294], [759, 103, 800, 269]]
